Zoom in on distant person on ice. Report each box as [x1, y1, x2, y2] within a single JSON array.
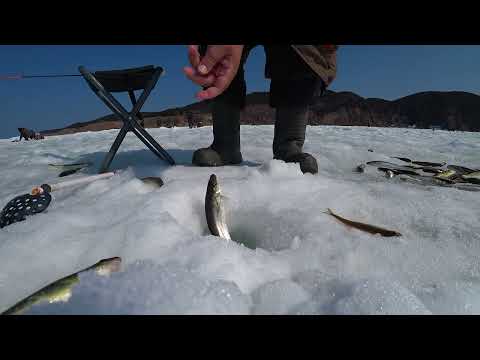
[[184, 45, 338, 174], [17, 127, 44, 141]]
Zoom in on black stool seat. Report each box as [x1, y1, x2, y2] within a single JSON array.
[[94, 65, 157, 92], [79, 65, 175, 173]]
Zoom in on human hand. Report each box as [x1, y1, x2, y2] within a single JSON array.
[[183, 45, 244, 100]]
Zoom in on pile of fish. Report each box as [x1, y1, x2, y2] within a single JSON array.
[[356, 156, 480, 191]]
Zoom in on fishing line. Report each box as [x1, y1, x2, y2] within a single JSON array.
[[0, 73, 82, 80]]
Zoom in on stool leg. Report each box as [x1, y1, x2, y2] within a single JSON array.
[[128, 90, 145, 128], [99, 126, 128, 173], [127, 116, 175, 165], [80, 67, 174, 167]]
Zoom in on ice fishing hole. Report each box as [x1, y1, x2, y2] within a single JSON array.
[[228, 207, 309, 252]]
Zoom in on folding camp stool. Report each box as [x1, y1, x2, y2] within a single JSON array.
[[79, 65, 175, 174]]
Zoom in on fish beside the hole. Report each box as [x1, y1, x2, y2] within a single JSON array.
[[205, 174, 232, 241], [2, 257, 122, 315], [461, 171, 480, 184], [324, 208, 402, 237]]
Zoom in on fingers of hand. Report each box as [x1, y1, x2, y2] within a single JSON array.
[[188, 45, 201, 68], [196, 86, 222, 100], [183, 66, 215, 87], [196, 73, 233, 100], [198, 46, 227, 74]]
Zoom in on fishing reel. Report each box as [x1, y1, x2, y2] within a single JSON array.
[[0, 184, 52, 229]]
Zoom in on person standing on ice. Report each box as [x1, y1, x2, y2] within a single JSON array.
[[184, 45, 338, 174]]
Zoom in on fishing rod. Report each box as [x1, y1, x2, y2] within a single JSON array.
[[0, 172, 116, 229], [0, 73, 82, 80], [0, 171, 165, 229]]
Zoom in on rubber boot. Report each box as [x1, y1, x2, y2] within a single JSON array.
[[192, 101, 243, 166], [273, 105, 318, 174]]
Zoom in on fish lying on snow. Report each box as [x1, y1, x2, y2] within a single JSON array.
[[2, 257, 121, 315], [324, 208, 402, 237], [411, 160, 446, 167], [369, 161, 445, 176], [398, 174, 480, 191], [391, 157, 445, 167], [434, 169, 459, 183], [391, 157, 412, 163], [205, 174, 232, 240], [461, 171, 480, 184], [417, 167, 443, 174], [367, 161, 418, 171], [447, 165, 478, 175], [367, 161, 420, 176]]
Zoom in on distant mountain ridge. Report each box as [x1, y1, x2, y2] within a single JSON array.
[[41, 90, 480, 136]]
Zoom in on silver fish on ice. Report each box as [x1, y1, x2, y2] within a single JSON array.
[[205, 174, 232, 240]]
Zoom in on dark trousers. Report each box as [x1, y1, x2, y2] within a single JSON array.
[[214, 45, 325, 109]]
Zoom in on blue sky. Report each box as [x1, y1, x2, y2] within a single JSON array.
[[1, 45, 479, 139]]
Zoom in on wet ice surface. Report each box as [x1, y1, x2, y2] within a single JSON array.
[[0, 126, 479, 314]]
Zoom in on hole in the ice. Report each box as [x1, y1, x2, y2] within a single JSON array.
[[226, 207, 308, 252], [229, 227, 260, 250]]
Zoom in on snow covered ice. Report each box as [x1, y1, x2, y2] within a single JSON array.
[[0, 125, 479, 314]]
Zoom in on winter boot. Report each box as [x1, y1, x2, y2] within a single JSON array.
[[273, 105, 318, 174], [192, 101, 243, 166]]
